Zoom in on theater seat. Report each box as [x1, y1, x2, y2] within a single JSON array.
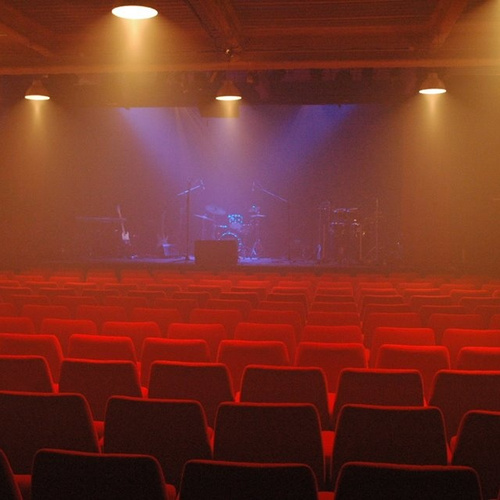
[[31, 449, 174, 500], [334, 462, 481, 500]]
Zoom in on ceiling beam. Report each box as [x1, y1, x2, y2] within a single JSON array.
[[426, 0, 470, 48], [1, 56, 500, 76], [183, 0, 244, 54], [0, 1, 55, 58]]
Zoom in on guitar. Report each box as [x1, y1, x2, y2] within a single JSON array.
[[116, 205, 130, 244]]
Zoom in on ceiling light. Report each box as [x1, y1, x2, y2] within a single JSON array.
[[215, 80, 242, 101], [24, 78, 50, 101], [111, 4, 158, 20], [419, 72, 447, 95]]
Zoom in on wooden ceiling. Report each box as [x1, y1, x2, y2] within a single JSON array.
[[0, 0, 497, 105]]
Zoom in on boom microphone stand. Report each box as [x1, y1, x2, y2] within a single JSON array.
[[254, 181, 291, 262]]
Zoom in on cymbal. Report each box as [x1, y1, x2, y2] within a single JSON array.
[[251, 214, 266, 218], [195, 214, 214, 222], [205, 204, 226, 216]]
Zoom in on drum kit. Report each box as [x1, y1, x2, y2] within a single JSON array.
[[317, 203, 379, 264], [195, 204, 265, 258]]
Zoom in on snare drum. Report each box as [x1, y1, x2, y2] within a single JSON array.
[[228, 213, 244, 232]]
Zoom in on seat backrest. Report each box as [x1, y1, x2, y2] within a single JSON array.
[[21, 304, 72, 332], [306, 311, 361, 327], [375, 345, 450, 401], [441, 328, 500, 368], [331, 404, 448, 485], [456, 346, 500, 371], [58, 359, 142, 421], [101, 320, 161, 356], [213, 402, 325, 488], [427, 313, 484, 343], [216, 340, 290, 393], [451, 410, 500, 500], [0, 316, 35, 333], [295, 341, 367, 393], [68, 334, 137, 362], [104, 396, 212, 487], [301, 324, 364, 344], [234, 322, 297, 360], [370, 326, 436, 368], [0, 391, 99, 474], [147, 361, 234, 428], [140, 337, 210, 386], [178, 459, 318, 500], [331, 368, 425, 429], [239, 365, 331, 429], [247, 309, 302, 340], [189, 308, 243, 338], [75, 305, 128, 332], [362, 312, 422, 348], [0, 333, 63, 382], [31, 449, 168, 500], [0, 355, 54, 392], [429, 370, 500, 441], [334, 462, 482, 500], [40, 318, 98, 355], [167, 322, 227, 361], [130, 307, 183, 335]]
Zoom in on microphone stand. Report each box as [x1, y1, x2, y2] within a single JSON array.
[[255, 182, 291, 262], [177, 179, 204, 261]]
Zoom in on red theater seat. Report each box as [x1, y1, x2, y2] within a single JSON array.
[[427, 313, 484, 343], [331, 368, 425, 429], [213, 402, 326, 489], [31, 449, 174, 500], [234, 322, 297, 360], [456, 346, 500, 370], [441, 328, 500, 368], [58, 359, 143, 423], [334, 462, 481, 500], [216, 340, 290, 393], [0, 316, 35, 334], [68, 334, 137, 362], [301, 324, 364, 344], [239, 365, 332, 430], [375, 345, 450, 401], [40, 318, 98, 355], [20, 304, 71, 332], [104, 396, 212, 488], [330, 405, 448, 487], [167, 323, 227, 361], [362, 312, 422, 348], [0, 333, 63, 383], [295, 342, 367, 394], [147, 361, 234, 428], [178, 460, 319, 500], [139, 338, 210, 386], [101, 320, 161, 356], [429, 370, 500, 441], [451, 410, 500, 500], [0, 355, 54, 392], [369, 326, 436, 367], [0, 392, 99, 475], [189, 308, 243, 338]]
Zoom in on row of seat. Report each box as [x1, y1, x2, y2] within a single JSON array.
[[1, 323, 500, 393], [0, 388, 498, 497]]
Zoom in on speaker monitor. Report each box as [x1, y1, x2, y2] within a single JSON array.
[[195, 240, 238, 268]]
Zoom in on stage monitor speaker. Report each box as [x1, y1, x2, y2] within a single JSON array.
[[195, 240, 238, 268]]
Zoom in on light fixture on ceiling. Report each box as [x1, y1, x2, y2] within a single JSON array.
[[215, 79, 242, 101], [24, 78, 50, 101], [111, 4, 158, 20], [419, 72, 447, 95]]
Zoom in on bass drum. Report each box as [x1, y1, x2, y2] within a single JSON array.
[[219, 231, 242, 252]]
